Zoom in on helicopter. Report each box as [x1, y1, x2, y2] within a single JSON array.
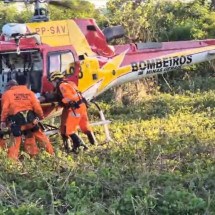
[[1, 0, 215, 139]]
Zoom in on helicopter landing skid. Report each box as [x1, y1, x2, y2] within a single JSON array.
[[90, 101, 113, 142]]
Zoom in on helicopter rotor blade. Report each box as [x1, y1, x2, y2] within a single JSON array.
[[48, 0, 73, 9], [2, 0, 82, 10]]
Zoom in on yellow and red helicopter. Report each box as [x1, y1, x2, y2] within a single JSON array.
[[1, 0, 215, 138]]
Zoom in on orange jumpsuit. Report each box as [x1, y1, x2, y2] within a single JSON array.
[[1, 85, 54, 160], [58, 81, 92, 137], [1, 88, 39, 155], [24, 129, 54, 156]]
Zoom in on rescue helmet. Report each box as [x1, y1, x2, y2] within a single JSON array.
[[49, 71, 64, 82], [5, 79, 18, 90]]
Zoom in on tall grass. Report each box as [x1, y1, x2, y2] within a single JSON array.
[[0, 80, 215, 214]]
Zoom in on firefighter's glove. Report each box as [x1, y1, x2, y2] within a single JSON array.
[[74, 102, 80, 109], [32, 117, 40, 125], [0, 122, 6, 130], [69, 101, 80, 109]]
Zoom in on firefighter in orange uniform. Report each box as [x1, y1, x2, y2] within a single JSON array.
[[49, 71, 96, 153], [0, 75, 54, 160], [0, 80, 39, 155]]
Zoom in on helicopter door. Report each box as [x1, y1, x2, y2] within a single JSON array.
[[0, 50, 43, 94]]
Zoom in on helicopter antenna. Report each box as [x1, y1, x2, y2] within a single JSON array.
[[3, 0, 75, 22], [31, 0, 49, 22]]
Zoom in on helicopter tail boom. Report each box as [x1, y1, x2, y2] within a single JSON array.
[[91, 39, 215, 97]]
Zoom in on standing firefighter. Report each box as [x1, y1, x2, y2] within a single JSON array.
[[0, 79, 39, 155], [1, 75, 54, 160], [49, 71, 96, 153]]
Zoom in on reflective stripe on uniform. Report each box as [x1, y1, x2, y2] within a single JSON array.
[[64, 94, 79, 102], [71, 112, 80, 117]]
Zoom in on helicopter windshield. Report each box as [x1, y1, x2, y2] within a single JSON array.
[[0, 50, 43, 94], [48, 51, 75, 76]]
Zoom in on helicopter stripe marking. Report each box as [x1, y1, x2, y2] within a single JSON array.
[[164, 45, 215, 57], [138, 45, 215, 62], [81, 79, 103, 101], [79, 51, 129, 95], [98, 51, 129, 92], [82, 79, 103, 93]]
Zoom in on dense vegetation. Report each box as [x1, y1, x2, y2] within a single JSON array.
[[0, 76, 215, 214], [0, 0, 215, 214]]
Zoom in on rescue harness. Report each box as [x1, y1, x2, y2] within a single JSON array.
[[9, 110, 39, 137], [56, 80, 88, 109], [11, 110, 38, 126]]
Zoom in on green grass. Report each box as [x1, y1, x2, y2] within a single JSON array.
[[0, 90, 215, 214]]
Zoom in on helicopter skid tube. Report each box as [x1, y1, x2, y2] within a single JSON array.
[[90, 101, 112, 142]]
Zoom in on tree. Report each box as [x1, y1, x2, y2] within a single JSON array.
[[49, 0, 105, 24], [106, 0, 215, 42], [153, 0, 215, 41], [106, 0, 156, 43], [0, 2, 38, 29]]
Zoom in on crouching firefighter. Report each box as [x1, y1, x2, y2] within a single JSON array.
[[0, 75, 54, 160], [49, 71, 97, 153]]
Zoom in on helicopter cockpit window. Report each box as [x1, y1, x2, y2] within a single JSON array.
[[0, 50, 43, 94], [48, 51, 75, 78]]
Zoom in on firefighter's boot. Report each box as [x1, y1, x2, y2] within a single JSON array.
[[86, 131, 97, 145], [61, 134, 70, 153], [70, 133, 88, 154]]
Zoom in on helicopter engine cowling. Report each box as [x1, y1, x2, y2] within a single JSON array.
[[102, 25, 125, 43]]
